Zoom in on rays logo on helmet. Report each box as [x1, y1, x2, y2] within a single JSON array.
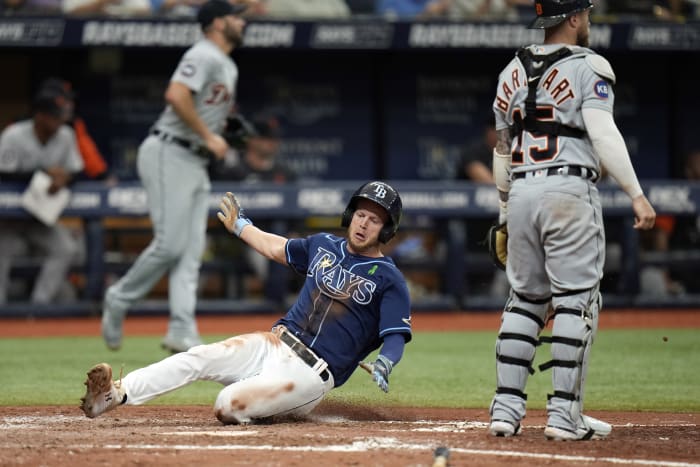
[[593, 80, 609, 98], [372, 183, 388, 199]]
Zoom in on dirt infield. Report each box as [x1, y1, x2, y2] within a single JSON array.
[[1, 309, 699, 466]]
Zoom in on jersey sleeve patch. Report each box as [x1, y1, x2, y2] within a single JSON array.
[[180, 62, 196, 78], [593, 80, 610, 99], [585, 54, 616, 84]]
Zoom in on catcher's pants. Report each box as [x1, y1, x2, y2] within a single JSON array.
[[121, 331, 335, 423], [491, 175, 605, 432]]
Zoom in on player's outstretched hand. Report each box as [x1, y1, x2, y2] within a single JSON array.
[[631, 194, 656, 230], [359, 356, 392, 393], [217, 192, 252, 237]]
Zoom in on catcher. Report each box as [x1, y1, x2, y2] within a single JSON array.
[[80, 181, 412, 424], [487, 0, 655, 441]]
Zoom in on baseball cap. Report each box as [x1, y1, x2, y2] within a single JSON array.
[[251, 115, 282, 139], [197, 0, 246, 29], [528, 0, 593, 29], [33, 86, 73, 120], [38, 77, 75, 101]]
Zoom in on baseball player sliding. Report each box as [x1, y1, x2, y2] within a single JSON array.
[[488, 0, 656, 440], [81, 181, 412, 424]]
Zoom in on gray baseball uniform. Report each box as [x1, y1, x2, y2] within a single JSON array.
[[490, 45, 612, 435], [104, 38, 238, 347], [495, 44, 609, 301], [0, 120, 83, 304]]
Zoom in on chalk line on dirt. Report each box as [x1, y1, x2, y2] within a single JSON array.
[[56, 440, 698, 467]]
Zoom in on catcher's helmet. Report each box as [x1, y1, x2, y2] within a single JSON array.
[[529, 0, 593, 29], [341, 181, 402, 243]]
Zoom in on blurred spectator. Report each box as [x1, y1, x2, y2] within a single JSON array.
[[1, 0, 61, 14], [424, 0, 529, 20], [629, 149, 700, 297], [63, 0, 151, 17], [37, 78, 117, 185], [659, 0, 699, 19], [601, 0, 697, 19], [376, 0, 433, 19], [256, 0, 350, 18], [657, 149, 700, 294], [0, 84, 84, 305], [150, 0, 203, 16], [210, 114, 297, 303], [456, 115, 496, 184], [455, 115, 509, 298], [345, 0, 374, 15], [149, 0, 253, 17], [211, 114, 295, 183], [378, 0, 529, 20], [638, 214, 684, 297]]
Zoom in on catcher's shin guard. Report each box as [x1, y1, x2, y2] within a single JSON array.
[[540, 293, 600, 433], [490, 297, 548, 425]]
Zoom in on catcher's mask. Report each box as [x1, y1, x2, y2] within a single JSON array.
[[341, 181, 402, 244], [529, 0, 593, 29]]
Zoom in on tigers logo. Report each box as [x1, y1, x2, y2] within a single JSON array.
[[535, 2, 543, 15], [180, 62, 196, 77]]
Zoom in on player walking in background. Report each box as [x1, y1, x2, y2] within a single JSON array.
[[101, 0, 247, 353], [488, 0, 656, 440], [81, 181, 412, 425]]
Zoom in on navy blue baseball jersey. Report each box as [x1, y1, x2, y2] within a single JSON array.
[[274, 233, 412, 386]]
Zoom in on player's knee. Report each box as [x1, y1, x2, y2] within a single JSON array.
[[551, 309, 594, 347], [214, 391, 251, 425], [500, 310, 542, 339]]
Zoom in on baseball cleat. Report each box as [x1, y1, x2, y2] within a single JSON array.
[[80, 363, 126, 418], [101, 294, 126, 351], [544, 414, 611, 441], [161, 334, 203, 354], [488, 419, 521, 437]]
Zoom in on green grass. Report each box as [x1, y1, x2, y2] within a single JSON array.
[[0, 329, 698, 411]]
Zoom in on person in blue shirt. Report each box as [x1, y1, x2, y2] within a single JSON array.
[[80, 181, 412, 425]]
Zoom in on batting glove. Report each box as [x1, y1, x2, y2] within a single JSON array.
[[359, 355, 393, 393], [217, 192, 253, 237]]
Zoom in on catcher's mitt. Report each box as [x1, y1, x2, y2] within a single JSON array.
[[223, 114, 258, 149], [485, 222, 508, 271]]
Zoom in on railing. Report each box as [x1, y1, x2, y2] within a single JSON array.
[[1, 180, 699, 314]]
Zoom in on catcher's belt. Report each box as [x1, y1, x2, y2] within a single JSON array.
[[512, 165, 598, 182], [150, 128, 210, 158], [273, 326, 331, 382]]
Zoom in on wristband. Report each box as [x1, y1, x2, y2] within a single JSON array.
[[233, 217, 252, 237], [376, 354, 393, 376]]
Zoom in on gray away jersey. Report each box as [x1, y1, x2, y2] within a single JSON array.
[[493, 44, 614, 174], [155, 38, 238, 143], [0, 120, 83, 173]]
